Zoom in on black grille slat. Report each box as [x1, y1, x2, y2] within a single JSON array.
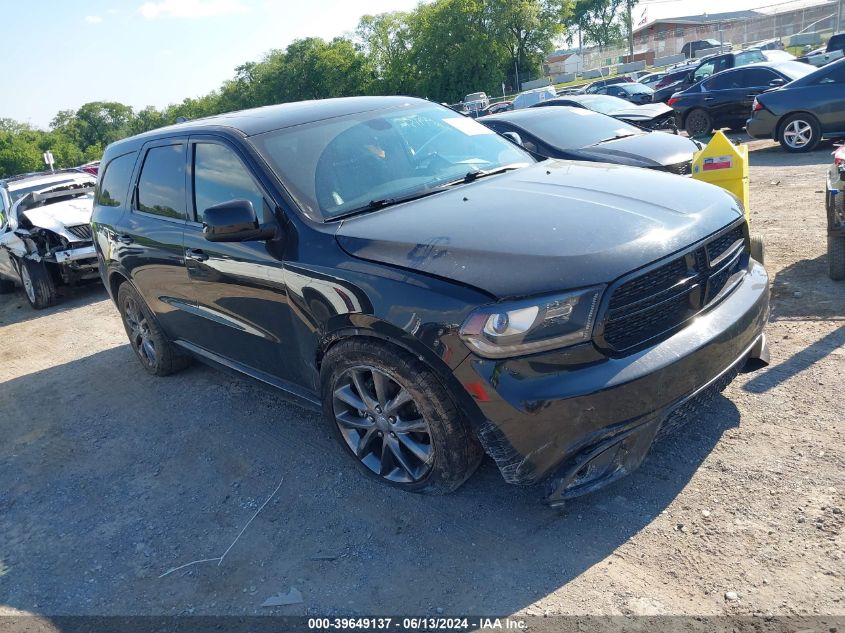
[[601, 224, 748, 353], [662, 160, 692, 176], [706, 225, 744, 264], [66, 224, 92, 240]]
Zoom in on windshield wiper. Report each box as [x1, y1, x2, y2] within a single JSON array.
[[443, 163, 528, 187], [592, 133, 638, 145]]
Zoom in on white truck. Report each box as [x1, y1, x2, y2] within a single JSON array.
[[800, 32, 845, 67]]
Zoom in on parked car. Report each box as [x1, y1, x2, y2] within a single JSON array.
[[480, 101, 512, 116], [463, 91, 490, 117], [480, 106, 700, 174], [584, 76, 633, 94], [652, 50, 767, 103], [797, 32, 845, 67], [511, 86, 557, 109], [79, 160, 101, 176], [681, 39, 723, 59], [592, 82, 655, 105], [746, 57, 845, 152], [530, 94, 677, 132], [92, 96, 768, 504], [651, 64, 699, 103], [826, 144, 845, 279], [0, 170, 99, 308], [668, 60, 816, 137], [639, 71, 667, 88]]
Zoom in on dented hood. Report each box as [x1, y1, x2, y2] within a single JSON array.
[[20, 195, 94, 233], [335, 161, 742, 299]]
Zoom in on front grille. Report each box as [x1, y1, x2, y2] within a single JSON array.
[[600, 223, 748, 353], [662, 160, 691, 176], [656, 365, 740, 439], [66, 224, 92, 240]]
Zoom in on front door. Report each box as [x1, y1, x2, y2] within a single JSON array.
[[180, 137, 296, 384]]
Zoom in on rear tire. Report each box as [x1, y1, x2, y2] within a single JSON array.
[[684, 109, 712, 137], [750, 233, 766, 265], [116, 282, 191, 376], [829, 236, 845, 281], [321, 338, 483, 495], [18, 259, 56, 309], [778, 113, 821, 153]]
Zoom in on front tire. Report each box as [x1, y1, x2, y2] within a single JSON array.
[[778, 113, 821, 153], [684, 108, 712, 137], [321, 339, 483, 495], [750, 233, 766, 265], [18, 258, 56, 309], [117, 282, 191, 376]]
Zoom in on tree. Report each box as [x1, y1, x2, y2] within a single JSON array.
[[488, 0, 573, 89], [356, 12, 416, 94], [573, 0, 626, 50]]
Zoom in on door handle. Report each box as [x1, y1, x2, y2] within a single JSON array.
[[703, 97, 715, 101], [185, 248, 209, 262], [117, 234, 133, 244]]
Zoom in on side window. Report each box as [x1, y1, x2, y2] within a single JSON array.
[[740, 68, 778, 88], [136, 144, 187, 220], [694, 61, 715, 82], [192, 143, 268, 224], [96, 152, 136, 208], [703, 72, 735, 91], [817, 64, 845, 84]]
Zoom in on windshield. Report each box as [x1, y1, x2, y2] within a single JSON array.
[[623, 83, 653, 94], [574, 95, 632, 114], [515, 108, 642, 150], [250, 104, 532, 221]]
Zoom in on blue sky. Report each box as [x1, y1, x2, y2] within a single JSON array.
[[3, 0, 789, 129], [1, 0, 419, 128]]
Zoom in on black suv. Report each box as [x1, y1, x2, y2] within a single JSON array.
[[92, 97, 769, 504], [652, 49, 767, 102]]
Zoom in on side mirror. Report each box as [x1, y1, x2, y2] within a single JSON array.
[[769, 78, 785, 87], [202, 199, 275, 243], [501, 131, 524, 147]]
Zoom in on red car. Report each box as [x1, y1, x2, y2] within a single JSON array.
[[79, 161, 100, 176]]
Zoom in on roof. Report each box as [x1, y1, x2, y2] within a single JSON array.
[[633, 9, 761, 35], [105, 96, 427, 156], [484, 106, 588, 125]]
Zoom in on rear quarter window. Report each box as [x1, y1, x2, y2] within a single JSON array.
[[96, 152, 137, 208]]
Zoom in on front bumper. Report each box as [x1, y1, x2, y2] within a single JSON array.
[[54, 244, 97, 264], [454, 261, 769, 503]]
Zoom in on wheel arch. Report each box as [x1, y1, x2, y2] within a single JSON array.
[[316, 323, 487, 432]]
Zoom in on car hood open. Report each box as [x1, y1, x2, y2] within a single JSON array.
[[335, 161, 742, 299]]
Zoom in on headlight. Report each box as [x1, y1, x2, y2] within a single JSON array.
[[459, 286, 604, 358]]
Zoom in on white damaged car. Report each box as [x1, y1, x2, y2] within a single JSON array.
[[0, 171, 99, 309]]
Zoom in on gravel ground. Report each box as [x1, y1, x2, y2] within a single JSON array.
[[0, 140, 842, 620]]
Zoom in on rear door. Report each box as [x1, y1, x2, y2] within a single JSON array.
[[121, 139, 194, 339], [736, 67, 784, 124], [181, 135, 295, 382], [700, 69, 747, 127]]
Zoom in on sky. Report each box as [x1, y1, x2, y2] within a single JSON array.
[[1, 0, 813, 129]]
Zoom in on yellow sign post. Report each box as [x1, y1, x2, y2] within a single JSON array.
[[691, 131, 764, 261], [691, 131, 750, 222]]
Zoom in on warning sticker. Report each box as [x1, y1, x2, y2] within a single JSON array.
[[702, 155, 733, 171]]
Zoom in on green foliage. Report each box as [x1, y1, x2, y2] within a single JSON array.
[[1, 0, 612, 179]]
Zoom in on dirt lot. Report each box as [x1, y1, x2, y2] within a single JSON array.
[[1, 140, 843, 620]]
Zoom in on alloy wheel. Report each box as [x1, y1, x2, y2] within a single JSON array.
[[332, 366, 433, 483], [686, 110, 710, 137], [783, 119, 813, 149], [20, 266, 35, 303], [122, 296, 157, 368]]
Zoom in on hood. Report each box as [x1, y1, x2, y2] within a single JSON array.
[[20, 195, 93, 235], [335, 161, 743, 299], [610, 102, 673, 121], [568, 131, 696, 169]]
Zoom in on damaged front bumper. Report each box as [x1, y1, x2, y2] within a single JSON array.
[[453, 261, 770, 505], [53, 244, 97, 264]]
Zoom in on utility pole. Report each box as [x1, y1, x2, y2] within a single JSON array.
[[626, 0, 634, 59], [514, 58, 520, 93], [837, 0, 843, 32]]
